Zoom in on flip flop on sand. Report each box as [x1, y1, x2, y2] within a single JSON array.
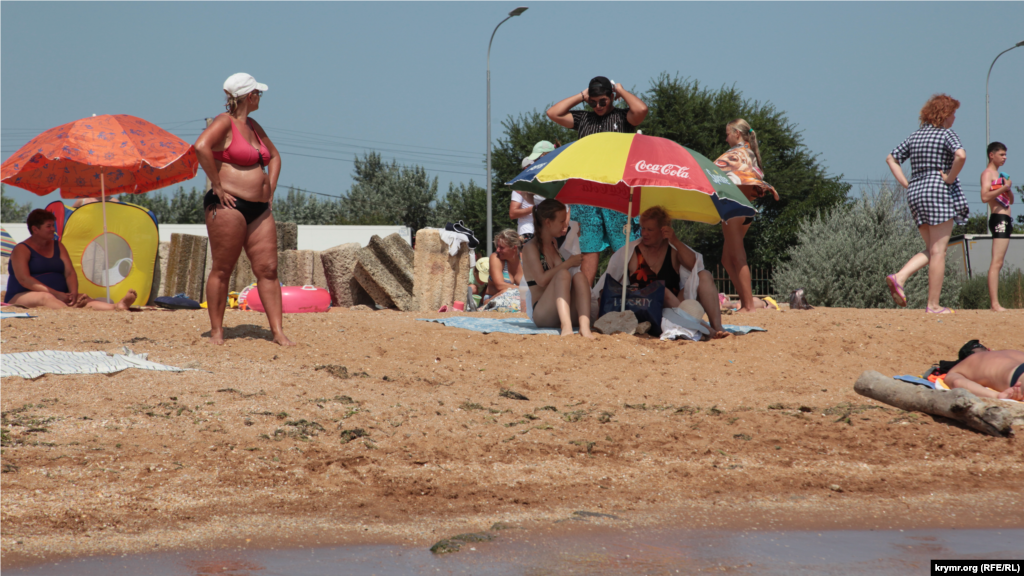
[[886, 275, 907, 308], [926, 306, 954, 314]]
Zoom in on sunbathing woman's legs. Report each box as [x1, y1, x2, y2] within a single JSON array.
[[568, 271, 595, 339], [7, 290, 136, 310], [696, 270, 730, 339], [6, 291, 68, 309], [532, 269, 594, 338]]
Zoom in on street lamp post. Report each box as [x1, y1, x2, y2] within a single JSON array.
[[985, 41, 1024, 146], [486, 6, 527, 256]]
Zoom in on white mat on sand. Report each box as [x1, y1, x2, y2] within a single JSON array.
[[1, 349, 187, 379]]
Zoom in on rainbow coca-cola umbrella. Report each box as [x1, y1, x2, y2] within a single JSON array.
[[1, 114, 198, 302], [507, 132, 756, 311]]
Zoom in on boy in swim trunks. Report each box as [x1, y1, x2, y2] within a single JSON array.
[[945, 348, 1024, 401], [980, 142, 1014, 312]]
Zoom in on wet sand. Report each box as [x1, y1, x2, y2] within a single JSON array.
[[1, 306, 1022, 568]]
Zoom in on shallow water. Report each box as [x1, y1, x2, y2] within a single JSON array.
[[8, 527, 1021, 575]]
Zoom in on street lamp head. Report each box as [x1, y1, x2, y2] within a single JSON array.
[[1016, 40, 1024, 47], [509, 6, 528, 17]]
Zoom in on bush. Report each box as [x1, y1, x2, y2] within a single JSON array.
[[774, 182, 962, 309], [959, 267, 1024, 309]]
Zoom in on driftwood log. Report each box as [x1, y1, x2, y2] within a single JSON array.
[[854, 370, 1024, 437]]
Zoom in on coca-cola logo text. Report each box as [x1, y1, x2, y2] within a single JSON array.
[[634, 160, 690, 179]]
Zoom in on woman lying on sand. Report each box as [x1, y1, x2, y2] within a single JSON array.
[[520, 200, 594, 338], [3, 209, 136, 310]]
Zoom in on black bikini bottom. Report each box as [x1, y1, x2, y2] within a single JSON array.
[[1011, 364, 1024, 388], [204, 190, 269, 226]]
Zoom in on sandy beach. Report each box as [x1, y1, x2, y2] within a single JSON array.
[[1, 306, 1022, 568]]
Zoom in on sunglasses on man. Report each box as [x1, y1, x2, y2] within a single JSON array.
[[588, 97, 610, 108]]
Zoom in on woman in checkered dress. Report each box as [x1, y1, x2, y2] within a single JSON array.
[[884, 94, 967, 314]]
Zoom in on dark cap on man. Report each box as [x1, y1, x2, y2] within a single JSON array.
[[589, 76, 614, 97]]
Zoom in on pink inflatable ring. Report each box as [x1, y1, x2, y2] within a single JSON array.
[[246, 285, 331, 313]]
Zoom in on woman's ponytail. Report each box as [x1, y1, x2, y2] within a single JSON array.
[[727, 118, 764, 171]]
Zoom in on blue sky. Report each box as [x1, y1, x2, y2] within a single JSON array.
[[2, 2, 1022, 215]]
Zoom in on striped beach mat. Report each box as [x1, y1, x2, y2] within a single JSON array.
[[1, 227, 15, 257], [1, 349, 188, 379]]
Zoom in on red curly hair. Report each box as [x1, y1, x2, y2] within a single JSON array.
[[919, 94, 960, 128]]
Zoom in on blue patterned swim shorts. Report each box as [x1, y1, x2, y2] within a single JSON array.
[[570, 205, 641, 254]]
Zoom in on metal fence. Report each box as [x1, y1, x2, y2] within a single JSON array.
[[711, 265, 774, 298]]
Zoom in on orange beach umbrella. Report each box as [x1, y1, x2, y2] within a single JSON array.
[[1, 114, 198, 302]]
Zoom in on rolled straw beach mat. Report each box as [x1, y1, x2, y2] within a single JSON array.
[[678, 299, 706, 321]]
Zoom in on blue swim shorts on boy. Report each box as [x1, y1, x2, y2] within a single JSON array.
[[570, 205, 641, 253]]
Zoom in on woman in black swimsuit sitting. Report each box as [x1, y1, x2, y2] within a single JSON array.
[[194, 73, 293, 346], [521, 200, 595, 338], [627, 206, 730, 339]]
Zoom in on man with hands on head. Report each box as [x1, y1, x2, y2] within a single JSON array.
[[547, 76, 649, 287]]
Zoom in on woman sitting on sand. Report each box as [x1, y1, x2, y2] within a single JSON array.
[[596, 206, 729, 339], [4, 209, 137, 310], [480, 229, 524, 300], [194, 73, 293, 346], [520, 200, 594, 338]]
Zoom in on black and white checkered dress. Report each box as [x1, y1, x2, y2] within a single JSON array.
[[890, 126, 969, 226]]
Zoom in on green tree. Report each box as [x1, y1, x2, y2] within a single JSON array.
[[641, 74, 851, 269], [1, 184, 33, 223], [492, 109, 578, 202], [131, 186, 205, 224], [431, 179, 514, 241], [338, 152, 439, 234], [272, 186, 342, 225]]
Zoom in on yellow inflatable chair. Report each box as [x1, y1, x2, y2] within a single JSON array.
[[60, 201, 159, 305]]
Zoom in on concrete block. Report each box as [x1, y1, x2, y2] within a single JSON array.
[[150, 241, 171, 305], [277, 222, 298, 251], [229, 251, 256, 292], [321, 243, 374, 308], [312, 251, 327, 289], [278, 249, 315, 286], [414, 229, 471, 312], [164, 233, 208, 300], [353, 234, 416, 310], [381, 232, 414, 269]]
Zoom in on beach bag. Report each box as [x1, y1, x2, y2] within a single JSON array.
[[154, 293, 201, 310], [599, 277, 665, 336]]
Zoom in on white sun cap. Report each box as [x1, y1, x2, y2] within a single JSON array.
[[223, 73, 268, 97]]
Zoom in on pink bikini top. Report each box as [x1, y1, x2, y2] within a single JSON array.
[[212, 115, 270, 167]]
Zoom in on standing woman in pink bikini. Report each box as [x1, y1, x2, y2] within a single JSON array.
[[194, 73, 294, 346]]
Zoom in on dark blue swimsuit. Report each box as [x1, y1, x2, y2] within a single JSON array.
[[4, 240, 68, 303]]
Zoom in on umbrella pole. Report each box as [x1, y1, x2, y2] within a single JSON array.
[[100, 172, 111, 304], [620, 188, 634, 313]]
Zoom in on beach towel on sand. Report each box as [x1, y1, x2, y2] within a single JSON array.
[[1, 349, 188, 379], [419, 316, 765, 337], [894, 375, 949, 390]]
